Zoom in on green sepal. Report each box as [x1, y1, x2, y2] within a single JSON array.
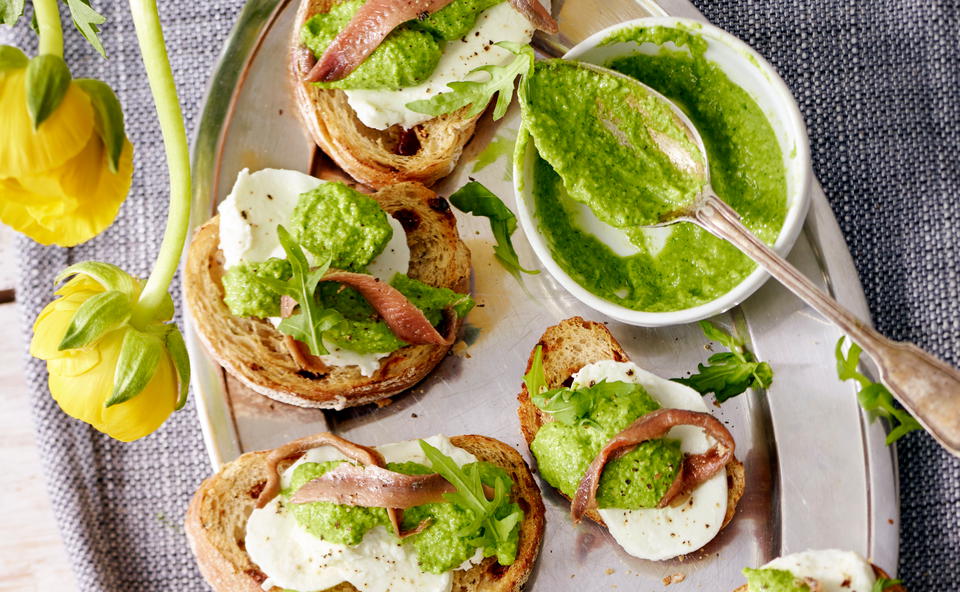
[[26, 54, 72, 129], [164, 326, 191, 410], [64, 0, 106, 58], [0, 0, 24, 26], [58, 290, 131, 350], [106, 329, 162, 407], [56, 261, 138, 296], [74, 79, 125, 173], [0, 45, 27, 71]]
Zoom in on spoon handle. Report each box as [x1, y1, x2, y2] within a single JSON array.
[[693, 190, 960, 456]]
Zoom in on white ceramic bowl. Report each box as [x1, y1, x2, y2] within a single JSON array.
[[514, 17, 812, 327]]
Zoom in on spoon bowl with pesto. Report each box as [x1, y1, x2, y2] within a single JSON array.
[[515, 18, 960, 456]]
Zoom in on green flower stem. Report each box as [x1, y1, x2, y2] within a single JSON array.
[[33, 0, 64, 57], [128, 0, 191, 327]]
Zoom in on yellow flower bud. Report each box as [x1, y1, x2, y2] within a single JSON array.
[[30, 263, 188, 442], [0, 56, 134, 247]]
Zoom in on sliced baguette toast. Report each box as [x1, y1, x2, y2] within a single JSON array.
[[185, 434, 546, 592], [183, 181, 471, 409], [291, 0, 482, 189], [516, 316, 746, 528], [731, 565, 907, 592]]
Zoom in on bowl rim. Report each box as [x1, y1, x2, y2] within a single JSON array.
[[513, 16, 813, 327]]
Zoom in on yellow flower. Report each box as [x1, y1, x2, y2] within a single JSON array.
[[0, 62, 134, 247], [30, 263, 188, 442]]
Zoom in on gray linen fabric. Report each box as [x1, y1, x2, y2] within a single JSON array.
[[4, 0, 959, 590]]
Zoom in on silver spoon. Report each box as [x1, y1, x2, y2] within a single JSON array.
[[569, 59, 960, 457]]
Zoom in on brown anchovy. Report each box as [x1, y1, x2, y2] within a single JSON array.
[[321, 271, 454, 346], [508, 0, 558, 35], [306, 0, 559, 83], [306, 0, 456, 82], [255, 432, 421, 538], [570, 408, 735, 523], [278, 270, 454, 372]]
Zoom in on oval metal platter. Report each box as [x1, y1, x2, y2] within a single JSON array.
[[184, 0, 901, 588]]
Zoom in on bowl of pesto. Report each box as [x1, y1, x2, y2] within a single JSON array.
[[513, 18, 811, 326]]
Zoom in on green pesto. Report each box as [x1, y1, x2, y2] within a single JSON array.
[[411, 0, 503, 40], [521, 59, 706, 228], [291, 182, 393, 271], [530, 382, 683, 509], [286, 460, 520, 575], [391, 273, 476, 324], [302, 0, 504, 91], [743, 568, 812, 592], [528, 26, 787, 312], [221, 258, 291, 318], [286, 461, 388, 546]]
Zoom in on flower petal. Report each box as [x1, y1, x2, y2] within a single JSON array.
[[0, 70, 94, 178], [0, 135, 133, 246]]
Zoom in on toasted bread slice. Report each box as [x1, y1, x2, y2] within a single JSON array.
[[516, 316, 745, 528], [183, 181, 471, 409], [290, 0, 482, 189], [185, 434, 546, 592], [731, 564, 907, 592]]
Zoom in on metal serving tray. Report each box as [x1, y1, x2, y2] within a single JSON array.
[[184, 0, 900, 588]]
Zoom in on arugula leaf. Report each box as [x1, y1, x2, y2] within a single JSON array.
[[522, 344, 547, 396], [406, 41, 534, 120], [449, 181, 537, 281], [258, 226, 342, 357], [419, 440, 523, 565], [673, 320, 773, 403], [872, 577, 902, 592], [525, 346, 646, 427], [836, 337, 923, 445], [64, 0, 106, 58]]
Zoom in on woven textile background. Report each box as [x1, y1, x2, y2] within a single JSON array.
[[3, 0, 958, 590]]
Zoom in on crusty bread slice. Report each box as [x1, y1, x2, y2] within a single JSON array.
[[731, 564, 907, 592], [185, 434, 546, 592], [516, 316, 746, 528], [290, 0, 482, 189], [183, 181, 471, 409]]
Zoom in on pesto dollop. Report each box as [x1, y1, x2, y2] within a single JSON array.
[[291, 182, 393, 271], [743, 568, 813, 592], [221, 257, 291, 318], [526, 26, 787, 312], [302, 0, 503, 90], [530, 381, 683, 509], [285, 459, 519, 574]]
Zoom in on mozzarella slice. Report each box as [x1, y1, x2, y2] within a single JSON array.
[[218, 168, 323, 269], [246, 436, 482, 592], [570, 360, 728, 561], [344, 1, 541, 130], [762, 549, 877, 592]]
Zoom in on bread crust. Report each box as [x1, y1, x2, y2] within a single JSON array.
[[730, 564, 907, 592], [515, 316, 745, 529], [183, 181, 471, 409], [185, 434, 546, 592], [290, 0, 482, 189]]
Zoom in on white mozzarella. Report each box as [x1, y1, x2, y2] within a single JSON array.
[[345, 2, 539, 130], [571, 360, 729, 561], [246, 436, 482, 592], [366, 215, 410, 283], [218, 168, 324, 269], [762, 549, 877, 592]]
